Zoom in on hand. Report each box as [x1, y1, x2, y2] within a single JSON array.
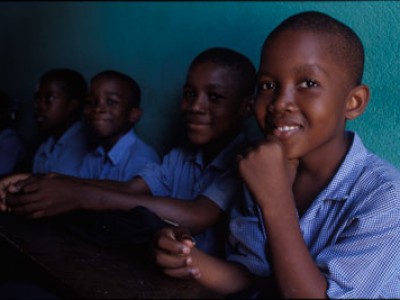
[[237, 136, 299, 210], [0, 173, 32, 212], [5, 175, 82, 218], [154, 227, 201, 280]]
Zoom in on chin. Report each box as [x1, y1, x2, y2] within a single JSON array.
[[187, 134, 211, 146]]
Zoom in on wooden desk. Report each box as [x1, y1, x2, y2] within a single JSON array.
[[0, 214, 222, 299]]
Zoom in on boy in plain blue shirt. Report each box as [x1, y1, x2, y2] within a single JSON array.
[[79, 70, 159, 181], [32, 68, 89, 176], [154, 11, 400, 298], [0, 47, 256, 255], [0, 90, 26, 176]]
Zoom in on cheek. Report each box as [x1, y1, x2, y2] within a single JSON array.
[[180, 99, 188, 112], [254, 99, 267, 120]]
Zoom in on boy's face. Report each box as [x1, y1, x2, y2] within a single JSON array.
[[84, 77, 138, 143], [34, 79, 78, 132], [256, 29, 353, 160], [181, 62, 245, 146]]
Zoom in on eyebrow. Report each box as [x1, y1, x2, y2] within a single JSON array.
[[293, 64, 328, 76], [258, 63, 328, 77], [101, 91, 121, 98]]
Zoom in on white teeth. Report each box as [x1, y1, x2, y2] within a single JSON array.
[[277, 126, 299, 132]]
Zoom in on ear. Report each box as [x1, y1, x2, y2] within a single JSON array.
[[240, 95, 255, 118], [345, 84, 370, 120], [128, 107, 142, 123]]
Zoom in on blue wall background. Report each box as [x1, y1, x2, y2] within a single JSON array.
[[1, 1, 399, 167]]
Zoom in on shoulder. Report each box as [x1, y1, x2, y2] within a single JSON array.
[[352, 152, 400, 215]]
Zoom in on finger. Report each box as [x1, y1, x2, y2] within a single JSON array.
[[163, 265, 201, 280], [0, 190, 6, 201], [6, 193, 39, 206], [0, 201, 7, 212], [175, 228, 196, 247], [11, 177, 40, 194], [154, 248, 192, 269], [157, 234, 191, 256], [8, 204, 46, 219]]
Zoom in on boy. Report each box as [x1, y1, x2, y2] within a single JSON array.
[[32, 68, 89, 176], [153, 11, 400, 298], [0, 89, 26, 176], [1, 47, 256, 255], [79, 70, 160, 181]]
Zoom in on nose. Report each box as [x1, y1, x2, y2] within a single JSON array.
[[188, 93, 207, 113], [90, 99, 106, 113], [268, 87, 296, 113]]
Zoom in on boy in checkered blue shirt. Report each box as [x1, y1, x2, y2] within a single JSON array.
[[154, 11, 400, 299]]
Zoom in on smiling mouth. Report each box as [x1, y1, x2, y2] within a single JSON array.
[[272, 125, 301, 139]]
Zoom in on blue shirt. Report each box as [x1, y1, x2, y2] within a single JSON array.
[[227, 132, 400, 298], [138, 132, 248, 254], [33, 121, 89, 176], [79, 129, 160, 181], [0, 128, 26, 176]]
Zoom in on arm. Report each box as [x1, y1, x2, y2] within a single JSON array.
[[6, 175, 222, 233], [154, 227, 254, 295], [238, 137, 327, 299]]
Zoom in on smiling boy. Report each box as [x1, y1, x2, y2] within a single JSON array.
[[154, 11, 400, 298], [78, 70, 160, 181]]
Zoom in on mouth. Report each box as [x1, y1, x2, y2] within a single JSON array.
[[272, 124, 301, 139]]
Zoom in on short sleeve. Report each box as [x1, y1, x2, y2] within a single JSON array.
[[200, 168, 241, 212], [137, 149, 179, 197]]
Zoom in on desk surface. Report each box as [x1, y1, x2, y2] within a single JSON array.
[[0, 214, 221, 299]]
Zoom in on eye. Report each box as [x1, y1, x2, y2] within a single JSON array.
[[46, 95, 56, 103], [208, 93, 223, 103], [299, 80, 318, 89], [258, 81, 276, 91], [183, 89, 196, 100], [106, 97, 118, 106]]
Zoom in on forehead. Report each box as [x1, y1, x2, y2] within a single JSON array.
[[91, 76, 129, 93], [187, 62, 237, 89], [37, 79, 65, 93], [260, 29, 345, 76]]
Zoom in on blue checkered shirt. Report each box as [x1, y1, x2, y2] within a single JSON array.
[[227, 131, 400, 298]]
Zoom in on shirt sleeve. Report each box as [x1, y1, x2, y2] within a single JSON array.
[[200, 168, 241, 212], [320, 184, 400, 298], [0, 131, 25, 175], [137, 149, 177, 197]]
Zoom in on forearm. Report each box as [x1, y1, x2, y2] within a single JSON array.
[[56, 174, 150, 195], [261, 200, 327, 299], [83, 191, 220, 233], [191, 247, 253, 295]]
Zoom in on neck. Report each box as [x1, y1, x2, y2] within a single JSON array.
[[201, 129, 240, 167]]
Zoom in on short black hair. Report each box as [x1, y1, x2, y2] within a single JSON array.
[[91, 70, 141, 108], [265, 11, 365, 86], [189, 47, 257, 98], [40, 68, 88, 106]]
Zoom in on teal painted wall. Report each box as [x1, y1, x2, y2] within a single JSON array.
[[1, 1, 399, 167]]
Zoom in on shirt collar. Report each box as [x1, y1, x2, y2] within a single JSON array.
[[95, 129, 136, 165], [191, 131, 247, 170], [42, 121, 83, 155], [317, 131, 368, 202], [57, 121, 84, 146]]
